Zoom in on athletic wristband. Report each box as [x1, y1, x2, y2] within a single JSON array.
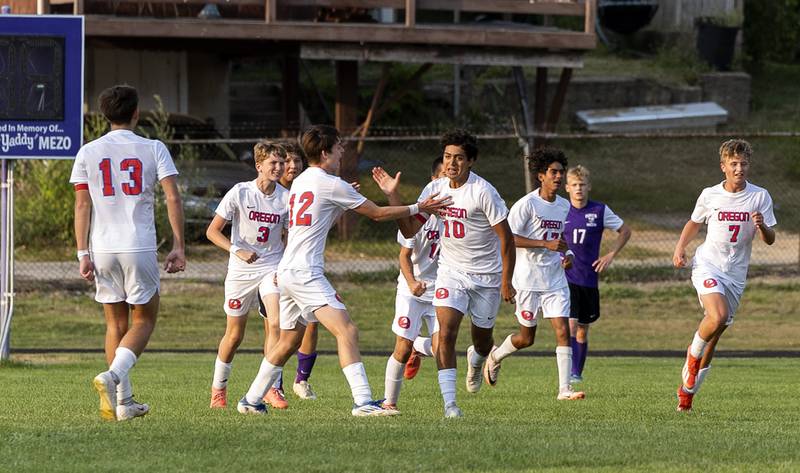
[[229, 245, 241, 255], [77, 250, 90, 261], [565, 250, 575, 257], [408, 203, 419, 216]]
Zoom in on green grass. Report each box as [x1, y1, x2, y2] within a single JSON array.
[[1, 353, 799, 472], [9, 278, 800, 352]]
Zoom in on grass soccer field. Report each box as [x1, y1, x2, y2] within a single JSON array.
[[1, 353, 799, 472]]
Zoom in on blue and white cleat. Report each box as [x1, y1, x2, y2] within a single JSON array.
[[93, 370, 119, 421], [444, 403, 463, 418], [237, 396, 268, 415], [351, 400, 399, 417]]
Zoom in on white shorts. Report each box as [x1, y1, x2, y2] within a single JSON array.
[[224, 269, 278, 317], [691, 267, 742, 325], [92, 251, 160, 305], [432, 267, 501, 329], [393, 293, 439, 341], [514, 287, 571, 327], [277, 269, 346, 330]]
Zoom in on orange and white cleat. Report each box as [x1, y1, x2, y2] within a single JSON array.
[[380, 402, 401, 415], [557, 387, 586, 401], [676, 385, 694, 412], [404, 350, 422, 380], [264, 387, 288, 410], [210, 387, 227, 409], [682, 347, 702, 392]]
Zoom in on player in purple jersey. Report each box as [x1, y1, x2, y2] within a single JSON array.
[[563, 165, 631, 383]]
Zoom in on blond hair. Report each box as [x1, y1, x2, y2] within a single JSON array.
[[254, 140, 286, 165], [719, 139, 752, 163], [567, 165, 591, 184]]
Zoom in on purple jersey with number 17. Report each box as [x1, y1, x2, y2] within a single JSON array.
[[564, 200, 624, 288]]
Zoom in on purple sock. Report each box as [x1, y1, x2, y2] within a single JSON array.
[[576, 340, 588, 376], [295, 351, 317, 383], [570, 337, 580, 376]]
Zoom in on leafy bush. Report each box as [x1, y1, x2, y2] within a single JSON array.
[[743, 0, 800, 71]]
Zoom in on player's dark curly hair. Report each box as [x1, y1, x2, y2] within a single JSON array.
[[99, 85, 138, 125], [527, 147, 568, 176], [440, 129, 478, 160]]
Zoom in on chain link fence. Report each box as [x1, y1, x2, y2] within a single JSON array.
[[12, 133, 800, 289]]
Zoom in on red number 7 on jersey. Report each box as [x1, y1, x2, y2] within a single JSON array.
[[728, 224, 740, 243]]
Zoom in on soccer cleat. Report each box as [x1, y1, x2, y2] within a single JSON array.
[[676, 385, 694, 412], [293, 381, 317, 400], [404, 350, 423, 380], [569, 374, 584, 384], [351, 400, 399, 417], [444, 403, 463, 418], [465, 346, 484, 393], [483, 346, 501, 387], [557, 386, 586, 401], [682, 346, 702, 392], [237, 397, 268, 415], [210, 387, 227, 409], [116, 399, 150, 421], [264, 387, 288, 410], [380, 402, 401, 415], [92, 371, 119, 421]]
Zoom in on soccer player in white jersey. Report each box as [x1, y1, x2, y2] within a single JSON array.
[[381, 157, 445, 412], [373, 129, 516, 418], [483, 148, 585, 401], [208, 141, 289, 410], [237, 125, 450, 416], [70, 85, 185, 421], [673, 139, 776, 412]]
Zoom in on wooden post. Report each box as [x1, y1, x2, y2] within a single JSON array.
[[533, 66, 548, 150], [512, 66, 534, 193], [73, 0, 84, 15], [265, 0, 276, 23], [281, 54, 300, 135], [36, 0, 50, 14], [405, 0, 415, 27], [335, 60, 359, 239], [545, 68, 572, 133], [584, 0, 596, 35], [357, 64, 391, 155]]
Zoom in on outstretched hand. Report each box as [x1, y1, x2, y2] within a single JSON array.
[[418, 192, 452, 216], [371, 167, 401, 196]]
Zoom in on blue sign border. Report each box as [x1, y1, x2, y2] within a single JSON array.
[[0, 15, 84, 160]]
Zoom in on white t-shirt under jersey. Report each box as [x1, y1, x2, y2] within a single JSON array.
[[396, 217, 442, 302], [278, 167, 367, 274], [690, 181, 776, 286], [215, 180, 289, 274], [69, 129, 178, 253], [418, 172, 509, 275], [508, 188, 570, 292]]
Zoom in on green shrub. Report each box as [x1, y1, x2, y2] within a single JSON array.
[[743, 0, 800, 71]]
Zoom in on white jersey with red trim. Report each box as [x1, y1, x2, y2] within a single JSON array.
[[690, 181, 776, 286], [396, 216, 442, 301], [216, 180, 289, 274], [69, 129, 178, 253], [418, 172, 508, 275], [278, 167, 367, 273], [508, 188, 570, 292]]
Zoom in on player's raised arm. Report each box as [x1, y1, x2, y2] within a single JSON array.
[[73, 186, 95, 281], [160, 175, 186, 273], [593, 223, 632, 273], [493, 219, 516, 303], [371, 166, 428, 237], [672, 220, 702, 268]]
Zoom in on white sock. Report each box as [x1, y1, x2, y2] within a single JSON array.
[[384, 356, 405, 405], [109, 346, 137, 380], [413, 336, 433, 357], [468, 347, 487, 367], [690, 331, 708, 358], [491, 334, 518, 363], [116, 376, 133, 404], [437, 368, 457, 407], [245, 358, 282, 405], [342, 362, 373, 406], [212, 356, 232, 389], [555, 346, 572, 392], [687, 366, 711, 394]]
